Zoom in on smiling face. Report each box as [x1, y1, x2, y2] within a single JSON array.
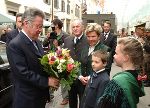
[[92, 55, 106, 72], [71, 20, 84, 37], [23, 16, 43, 40], [103, 22, 111, 33], [86, 31, 100, 46]]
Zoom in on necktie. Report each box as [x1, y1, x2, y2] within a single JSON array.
[[75, 38, 80, 44], [93, 72, 97, 77], [90, 72, 97, 84], [104, 33, 107, 40], [32, 41, 39, 51]]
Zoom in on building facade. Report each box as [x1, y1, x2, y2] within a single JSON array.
[[0, 0, 83, 33], [82, 14, 117, 33]]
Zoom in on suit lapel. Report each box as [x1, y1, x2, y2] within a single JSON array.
[[103, 33, 112, 45], [20, 31, 43, 57], [35, 40, 44, 56]]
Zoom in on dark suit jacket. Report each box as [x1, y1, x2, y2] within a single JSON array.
[[6, 29, 19, 45], [63, 34, 88, 108], [64, 34, 88, 62], [81, 42, 109, 76], [101, 32, 117, 62], [81, 70, 110, 108], [7, 31, 49, 108], [101, 32, 117, 74]]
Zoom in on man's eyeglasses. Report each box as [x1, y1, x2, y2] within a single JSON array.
[[28, 21, 43, 29]]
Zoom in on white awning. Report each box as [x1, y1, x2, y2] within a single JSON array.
[[0, 12, 15, 25]]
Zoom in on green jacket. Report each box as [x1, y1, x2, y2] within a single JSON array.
[[97, 71, 145, 108]]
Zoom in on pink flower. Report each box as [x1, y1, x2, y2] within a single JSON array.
[[49, 56, 56, 65], [56, 49, 62, 57], [51, 56, 56, 61], [67, 64, 74, 72]]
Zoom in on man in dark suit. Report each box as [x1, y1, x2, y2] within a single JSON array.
[[101, 21, 117, 75], [6, 13, 23, 45], [64, 19, 88, 108], [7, 7, 59, 108]]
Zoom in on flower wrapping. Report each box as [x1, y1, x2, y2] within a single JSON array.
[[40, 48, 80, 91]]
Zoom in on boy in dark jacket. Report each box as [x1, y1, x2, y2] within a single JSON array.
[[81, 50, 110, 108]]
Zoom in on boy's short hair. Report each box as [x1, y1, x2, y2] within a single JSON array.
[[92, 50, 108, 64]]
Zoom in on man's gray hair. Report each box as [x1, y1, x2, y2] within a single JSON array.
[[71, 19, 84, 25], [22, 7, 45, 23]]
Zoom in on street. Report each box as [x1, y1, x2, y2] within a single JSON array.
[[46, 63, 150, 108]]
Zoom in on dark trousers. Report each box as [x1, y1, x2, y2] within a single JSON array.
[[106, 55, 113, 76], [69, 79, 85, 108]]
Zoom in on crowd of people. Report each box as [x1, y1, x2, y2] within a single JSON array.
[[1, 7, 150, 108]]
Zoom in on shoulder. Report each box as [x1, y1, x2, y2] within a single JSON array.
[[62, 31, 70, 37], [111, 33, 117, 39], [98, 71, 110, 80], [64, 36, 74, 46], [64, 36, 74, 41], [82, 34, 87, 39], [10, 32, 26, 44], [80, 34, 88, 45], [112, 72, 135, 84], [9, 34, 21, 45], [9, 29, 18, 34], [97, 42, 109, 50]]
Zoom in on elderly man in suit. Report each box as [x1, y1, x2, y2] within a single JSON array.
[[6, 13, 23, 45], [64, 19, 88, 108], [7, 7, 59, 108], [101, 21, 117, 75]]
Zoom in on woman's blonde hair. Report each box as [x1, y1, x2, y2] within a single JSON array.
[[118, 37, 143, 69], [85, 23, 102, 36]]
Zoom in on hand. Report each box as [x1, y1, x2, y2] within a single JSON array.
[[79, 76, 88, 85], [84, 76, 90, 82], [47, 33, 50, 38], [139, 38, 145, 44], [48, 77, 60, 89], [53, 39, 58, 47]]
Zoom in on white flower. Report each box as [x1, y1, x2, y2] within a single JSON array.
[[60, 59, 66, 63], [57, 63, 63, 73], [68, 58, 74, 63]]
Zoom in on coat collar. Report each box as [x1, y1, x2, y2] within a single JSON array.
[[19, 31, 44, 57]]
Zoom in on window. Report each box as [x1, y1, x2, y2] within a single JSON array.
[[67, 4, 70, 14], [43, 0, 51, 5], [87, 20, 94, 23], [61, 0, 65, 12], [6, 2, 19, 16], [75, 5, 80, 17], [66, 20, 70, 33], [54, 0, 59, 9], [8, 10, 17, 16]]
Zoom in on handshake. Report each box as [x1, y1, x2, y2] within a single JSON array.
[[48, 77, 60, 89]]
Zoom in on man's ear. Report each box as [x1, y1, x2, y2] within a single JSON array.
[[23, 19, 29, 26]]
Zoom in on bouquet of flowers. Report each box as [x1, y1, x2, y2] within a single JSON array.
[[40, 48, 80, 91]]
